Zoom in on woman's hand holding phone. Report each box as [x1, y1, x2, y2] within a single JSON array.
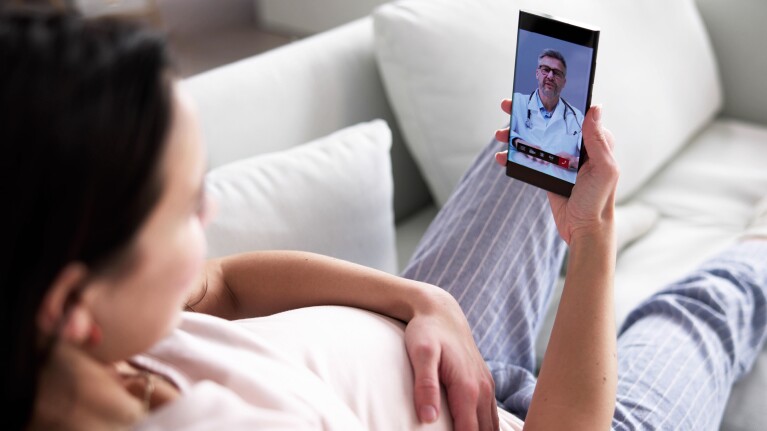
[[495, 99, 619, 245], [497, 99, 619, 431]]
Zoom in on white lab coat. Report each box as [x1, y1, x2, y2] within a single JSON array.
[[508, 90, 583, 183]]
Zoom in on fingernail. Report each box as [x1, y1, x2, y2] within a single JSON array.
[[420, 405, 437, 422], [593, 104, 603, 122]]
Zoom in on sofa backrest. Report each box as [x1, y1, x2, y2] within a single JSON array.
[[182, 18, 431, 222], [695, 0, 767, 127]]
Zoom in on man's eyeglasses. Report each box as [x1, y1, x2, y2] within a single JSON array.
[[538, 65, 565, 80]]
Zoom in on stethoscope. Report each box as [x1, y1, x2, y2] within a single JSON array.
[[525, 91, 582, 136]]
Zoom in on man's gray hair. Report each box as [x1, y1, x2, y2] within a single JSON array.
[[538, 49, 567, 75]]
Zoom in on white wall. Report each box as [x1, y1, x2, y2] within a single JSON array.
[[77, 0, 256, 33], [159, 0, 255, 34], [255, 0, 389, 34], [76, 0, 158, 17]]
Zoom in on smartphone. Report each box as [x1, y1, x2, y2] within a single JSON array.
[[506, 10, 599, 197]]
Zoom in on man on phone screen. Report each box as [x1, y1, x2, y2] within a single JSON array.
[[509, 49, 583, 183]]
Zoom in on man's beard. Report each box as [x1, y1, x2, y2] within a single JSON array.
[[540, 80, 560, 99]]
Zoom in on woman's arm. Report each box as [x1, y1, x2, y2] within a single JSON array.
[[497, 101, 619, 430], [524, 226, 617, 430], [187, 250, 436, 322]]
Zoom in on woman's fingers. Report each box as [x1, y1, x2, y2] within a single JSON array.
[[500, 98, 512, 115], [495, 95, 511, 167], [495, 128, 509, 144], [408, 338, 442, 424], [580, 105, 614, 166], [494, 151, 507, 166], [494, 99, 512, 155]]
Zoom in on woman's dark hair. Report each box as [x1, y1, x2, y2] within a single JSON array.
[[0, 6, 174, 428]]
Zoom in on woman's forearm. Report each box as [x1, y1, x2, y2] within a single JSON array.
[[524, 226, 617, 430], [187, 250, 446, 322]]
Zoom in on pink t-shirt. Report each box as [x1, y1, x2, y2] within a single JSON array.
[[133, 306, 525, 430]]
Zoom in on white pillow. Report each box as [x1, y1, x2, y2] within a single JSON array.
[[204, 120, 398, 274], [374, 0, 721, 205]]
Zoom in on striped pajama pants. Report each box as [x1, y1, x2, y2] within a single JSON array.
[[400, 138, 767, 430]]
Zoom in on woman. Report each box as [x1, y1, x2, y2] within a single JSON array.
[[3, 6, 765, 431]]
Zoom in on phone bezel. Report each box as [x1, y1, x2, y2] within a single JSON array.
[[505, 10, 600, 197]]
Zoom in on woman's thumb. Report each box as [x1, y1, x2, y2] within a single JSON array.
[[581, 105, 612, 158]]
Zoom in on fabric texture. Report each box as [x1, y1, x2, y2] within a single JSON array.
[[135, 311, 366, 430], [613, 242, 767, 430], [136, 308, 525, 430], [401, 137, 566, 417], [204, 120, 398, 273], [400, 136, 767, 429], [373, 0, 720, 205]]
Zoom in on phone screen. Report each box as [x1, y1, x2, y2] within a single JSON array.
[[506, 11, 599, 197]]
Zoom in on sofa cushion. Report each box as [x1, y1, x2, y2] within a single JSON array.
[[374, 0, 721, 205], [615, 119, 767, 320], [204, 120, 398, 274], [722, 350, 767, 431]]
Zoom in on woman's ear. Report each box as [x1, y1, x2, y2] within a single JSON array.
[[37, 263, 96, 345]]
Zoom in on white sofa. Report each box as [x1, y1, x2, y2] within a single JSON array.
[[183, 0, 767, 429]]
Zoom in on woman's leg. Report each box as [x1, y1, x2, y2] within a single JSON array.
[[400, 138, 567, 418], [613, 241, 767, 430]]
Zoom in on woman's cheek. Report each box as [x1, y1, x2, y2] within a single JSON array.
[[174, 217, 208, 296]]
